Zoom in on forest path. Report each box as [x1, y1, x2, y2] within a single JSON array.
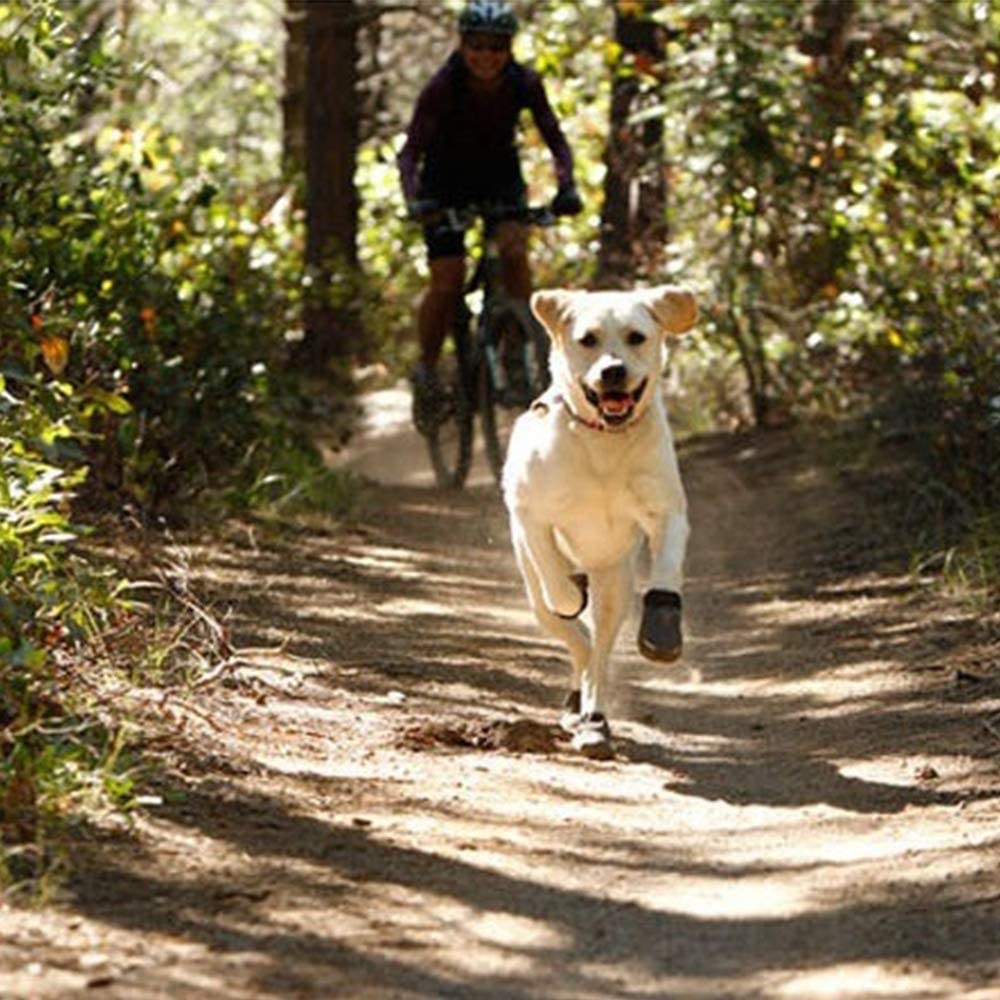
[[3, 389, 999, 999]]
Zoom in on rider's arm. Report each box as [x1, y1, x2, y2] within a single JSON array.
[[397, 73, 449, 204], [523, 69, 575, 190]]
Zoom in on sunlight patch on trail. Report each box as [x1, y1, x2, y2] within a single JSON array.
[[377, 597, 455, 618], [773, 962, 972, 998]]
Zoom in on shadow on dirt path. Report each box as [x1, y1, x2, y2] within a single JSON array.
[[2, 393, 998, 999]]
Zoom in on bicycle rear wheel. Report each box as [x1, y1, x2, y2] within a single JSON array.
[[425, 323, 475, 490], [479, 306, 544, 486]]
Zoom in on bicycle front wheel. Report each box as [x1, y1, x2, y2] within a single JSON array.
[[425, 333, 475, 491], [479, 307, 537, 487]]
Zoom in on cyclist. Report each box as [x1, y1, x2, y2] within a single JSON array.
[[398, 0, 583, 433]]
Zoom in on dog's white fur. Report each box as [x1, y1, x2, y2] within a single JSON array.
[[502, 285, 697, 744]]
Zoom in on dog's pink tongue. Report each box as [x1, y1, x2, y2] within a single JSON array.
[[602, 393, 632, 415]]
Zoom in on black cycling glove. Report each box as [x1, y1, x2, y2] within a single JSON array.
[[551, 183, 583, 217]]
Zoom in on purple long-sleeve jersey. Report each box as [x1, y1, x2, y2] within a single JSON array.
[[398, 52, 575, 205]]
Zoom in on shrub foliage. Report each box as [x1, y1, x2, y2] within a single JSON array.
[[1, 0, 316, 887]]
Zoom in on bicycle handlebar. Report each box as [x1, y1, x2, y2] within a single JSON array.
[[421, 203, 559, 233]]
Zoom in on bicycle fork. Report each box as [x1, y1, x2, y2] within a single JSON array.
[[482, 301, 547, 404], [482, 321, 509, 396], [511, 299, 549, 395]]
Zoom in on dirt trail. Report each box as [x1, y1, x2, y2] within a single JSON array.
[[3, 390, 999, 999]]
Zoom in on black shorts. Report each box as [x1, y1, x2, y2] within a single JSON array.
[[423, 196, 528, 259], [419, 166, 526, 260], [423, 220, 467, 261]]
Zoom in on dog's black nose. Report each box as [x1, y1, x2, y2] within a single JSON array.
[[600, 362, 628, 389]]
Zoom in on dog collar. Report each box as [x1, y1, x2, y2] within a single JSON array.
[[534, 392, 647, 434]]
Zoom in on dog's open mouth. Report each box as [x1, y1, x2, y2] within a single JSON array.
[[582, 379, 648, 426]]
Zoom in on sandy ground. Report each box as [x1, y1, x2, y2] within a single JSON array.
[[2, 388, 998, 999]]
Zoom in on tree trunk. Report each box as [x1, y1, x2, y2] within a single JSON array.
[[791, 0, 857, 301], [800, 0, 857, 118], [291, 0, 362, 373], [596, 0, 667, 287], [282, 0, 308, 182]]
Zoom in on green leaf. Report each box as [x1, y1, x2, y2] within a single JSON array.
[[86, 388, 132, 415]]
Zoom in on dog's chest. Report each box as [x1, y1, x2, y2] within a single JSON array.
[[549, 473, 646, 567]]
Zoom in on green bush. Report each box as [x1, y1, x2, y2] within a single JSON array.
[[1, 1, 320, 514], [656, 0, 998, 588], [0, 367, 130, 891], [0, 0, 352, 891]]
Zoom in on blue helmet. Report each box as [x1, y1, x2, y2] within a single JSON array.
[[458, 0, 518, 36]]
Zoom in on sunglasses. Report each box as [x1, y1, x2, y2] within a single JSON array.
[[463, 35, 511, 53]]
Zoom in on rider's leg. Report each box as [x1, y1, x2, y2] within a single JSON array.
[[417, 256, 466, 369], [412, 255, 465, 434], [494, 221, 531, 300]]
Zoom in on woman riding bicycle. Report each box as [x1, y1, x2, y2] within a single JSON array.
[[398, 0, 583, 434]]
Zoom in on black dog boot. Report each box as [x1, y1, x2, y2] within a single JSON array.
[[638, 589, 683, 662]]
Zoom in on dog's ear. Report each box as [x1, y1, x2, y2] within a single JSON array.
[[641, 286, 698, 335], [531, 289, 576, 342]]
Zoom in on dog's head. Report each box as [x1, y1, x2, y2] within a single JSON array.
[[531, 285, 697, 429]]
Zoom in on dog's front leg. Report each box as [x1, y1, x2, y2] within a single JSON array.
[[644, 508, 688, 594], [510, 513, 588, 620], [511, 530, 592, 711], [637, 507, 689, 662]]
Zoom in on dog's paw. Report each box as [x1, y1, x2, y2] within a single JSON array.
[[550, 573, 588, 620], [638, 589, 683, 663], [570, 712, 613, 759], [559, 690, 582, 733]]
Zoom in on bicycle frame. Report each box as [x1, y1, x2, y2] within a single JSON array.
[[456, 205, 554, 406]]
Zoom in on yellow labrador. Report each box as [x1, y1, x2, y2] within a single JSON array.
[[502, 286, 697, 758]]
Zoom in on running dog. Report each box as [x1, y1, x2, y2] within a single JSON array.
[[502, 285, 697, 758]]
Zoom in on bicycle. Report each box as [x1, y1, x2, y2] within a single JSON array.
[[419, 202, 558, 490]]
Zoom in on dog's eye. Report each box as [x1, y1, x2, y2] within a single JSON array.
[[627, 330, 647, 347], [578, 332, 599, 349]]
